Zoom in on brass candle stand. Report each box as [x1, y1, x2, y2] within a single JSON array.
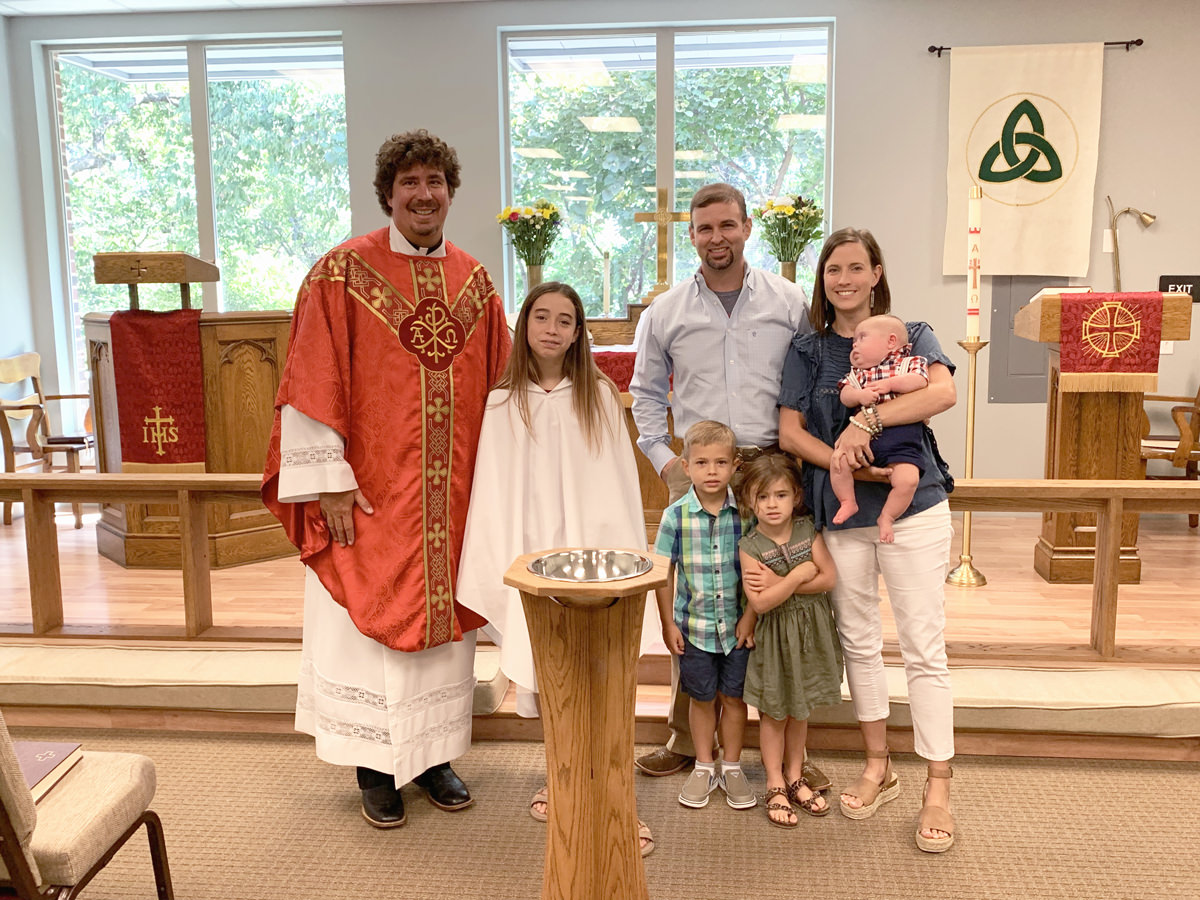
[[947, 337, 988, 586]]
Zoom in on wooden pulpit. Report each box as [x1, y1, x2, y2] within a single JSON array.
[[1014, 291, 1193, 583], [504, 549, 668, 900], [83, 310, 294, 569]]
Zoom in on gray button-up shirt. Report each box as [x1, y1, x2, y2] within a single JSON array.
[[630, 265, 813, 474]]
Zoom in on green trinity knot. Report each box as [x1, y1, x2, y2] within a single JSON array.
[[978, 98, 1064, 184]]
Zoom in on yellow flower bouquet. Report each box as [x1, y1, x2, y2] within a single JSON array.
[[496, 199, 563, 266], [753, 194, 824, 263]]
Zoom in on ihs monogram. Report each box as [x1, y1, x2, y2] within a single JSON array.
[[142, 405, 180, 456]]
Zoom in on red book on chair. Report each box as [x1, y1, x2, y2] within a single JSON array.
[[14, 740, 82, 803]]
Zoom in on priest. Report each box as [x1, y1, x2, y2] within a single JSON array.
[[262, 129, 511, 828]]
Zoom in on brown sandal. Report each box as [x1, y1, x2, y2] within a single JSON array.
[[764, 786, 798, 829], [839, 748, 900, 820], [787, 777, 830, 817], [915, 765, 955, 852]]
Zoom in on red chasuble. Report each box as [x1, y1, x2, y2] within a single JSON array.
[[262, 228, 511, 652]]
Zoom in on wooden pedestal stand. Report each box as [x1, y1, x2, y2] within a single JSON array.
[[1014, 292, 1192, 583], [504, 550, 668, 900]]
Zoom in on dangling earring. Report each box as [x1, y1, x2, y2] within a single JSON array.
[[870, 288, 875, 311]]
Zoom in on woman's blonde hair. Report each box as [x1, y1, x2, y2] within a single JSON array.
[[493, 281, 619, 451]]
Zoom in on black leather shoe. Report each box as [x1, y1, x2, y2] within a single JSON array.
[[412, 763, 474, 811], [360, 784, 406, 828]]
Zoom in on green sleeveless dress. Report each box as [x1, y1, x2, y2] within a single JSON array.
[[740, 517, 844, 721]]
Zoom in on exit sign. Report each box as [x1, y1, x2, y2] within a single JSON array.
[[1159, 275, 1199, 299]]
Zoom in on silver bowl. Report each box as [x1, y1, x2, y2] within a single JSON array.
[[527, 549, 653, 583]]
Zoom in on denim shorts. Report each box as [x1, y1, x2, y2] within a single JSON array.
[[679, 637, 750, 703]]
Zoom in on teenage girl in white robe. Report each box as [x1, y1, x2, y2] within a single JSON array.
[[456, 281, 657, 855]]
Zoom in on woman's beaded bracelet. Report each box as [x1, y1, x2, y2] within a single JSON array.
[[848, 416, 877, 436], [863, 403, 884, 434]]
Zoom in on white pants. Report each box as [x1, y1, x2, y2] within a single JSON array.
[[823, 501, 954, 761]]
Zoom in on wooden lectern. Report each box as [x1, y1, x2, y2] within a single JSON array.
[[1014, 291, 1193, 583], [93, 251, 218, 310], [504, 550, 668, 900]]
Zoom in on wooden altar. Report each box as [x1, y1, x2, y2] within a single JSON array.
[[1013, 291, 1193, 584], [85, 311, 294, 568]]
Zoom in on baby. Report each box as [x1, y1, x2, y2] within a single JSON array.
[[831, 315, 929, 542]]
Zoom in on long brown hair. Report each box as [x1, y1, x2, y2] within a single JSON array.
[[493, 281, 619, 451], [808, 227, 892, 335]]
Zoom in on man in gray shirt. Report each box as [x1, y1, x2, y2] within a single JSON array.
[[630, 182, 827, 791]]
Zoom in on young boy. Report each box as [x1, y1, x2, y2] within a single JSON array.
[[653, 420, 758, 810], [830, 314, 930, 542]]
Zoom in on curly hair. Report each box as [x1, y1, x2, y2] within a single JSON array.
[[373, 129, 462, 215]]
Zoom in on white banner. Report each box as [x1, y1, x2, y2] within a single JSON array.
[[943, 42, 1103, 276]]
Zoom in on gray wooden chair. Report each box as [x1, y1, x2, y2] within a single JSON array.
[[0, 710, 173, 900]]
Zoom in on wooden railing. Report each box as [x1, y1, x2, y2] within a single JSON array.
[[2, 474, 1198, 663], [1, 474, 264, 639]]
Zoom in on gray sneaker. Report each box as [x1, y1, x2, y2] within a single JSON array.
[[720, 767, 758, 809], [678, 767, 718, 808]]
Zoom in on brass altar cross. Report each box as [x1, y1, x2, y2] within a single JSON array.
[[633, 187, 690, 302]]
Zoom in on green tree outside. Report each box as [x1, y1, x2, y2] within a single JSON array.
[[507, 40, 827, 319]]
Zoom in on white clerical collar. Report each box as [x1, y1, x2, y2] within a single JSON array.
[[389, 221, 448, 257]]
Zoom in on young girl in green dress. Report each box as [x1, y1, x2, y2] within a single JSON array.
[[737, 454, 844, 828]]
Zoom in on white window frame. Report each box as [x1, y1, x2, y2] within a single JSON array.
[[42, 34, 344, 391], [498, 20, 834, 310]]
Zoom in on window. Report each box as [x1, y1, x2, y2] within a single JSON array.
[[51, 39, 349, 382], [504, 24, 830, 317]]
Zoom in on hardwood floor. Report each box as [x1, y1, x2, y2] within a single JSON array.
[[2, 508, 1198, 651]]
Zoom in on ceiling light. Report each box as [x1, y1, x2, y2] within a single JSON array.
[[775, 114, 826, 131], [549, 169, 591, 179], [514, 147, 564, 159], [579, 116, 642, 133], [788, 55, 828, 84]]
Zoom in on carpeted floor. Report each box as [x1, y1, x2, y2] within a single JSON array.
[[10, 728, 1199, 900]]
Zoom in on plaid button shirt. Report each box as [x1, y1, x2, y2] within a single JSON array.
[[653, 487, 745, 654], [838, 345, 929, 402]]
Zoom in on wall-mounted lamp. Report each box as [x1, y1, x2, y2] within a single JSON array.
[[1106, 195, 1156, 292]]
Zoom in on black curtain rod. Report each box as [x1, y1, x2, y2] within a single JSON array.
[[928, 39, 1142, 58]]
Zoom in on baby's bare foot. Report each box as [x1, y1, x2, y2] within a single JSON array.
[[832, 500, 859, 525]]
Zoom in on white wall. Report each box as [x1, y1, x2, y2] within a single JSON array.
[[0, 15, 35, 361], [5, 0, 1198, 473]]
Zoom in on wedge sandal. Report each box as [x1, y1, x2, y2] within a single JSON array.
[[529, 785, 548, 822], [839, 748, 900, 820], [915, 765, 955, 852]]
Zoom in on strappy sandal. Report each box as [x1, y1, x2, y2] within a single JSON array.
[[839, 748, 900, 820], [787, 777, 830, 817], [529, 785, 548, 822], [915, 765, 955, 853], [763, 786, 798, 829], [638, 819, 655, 857]]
